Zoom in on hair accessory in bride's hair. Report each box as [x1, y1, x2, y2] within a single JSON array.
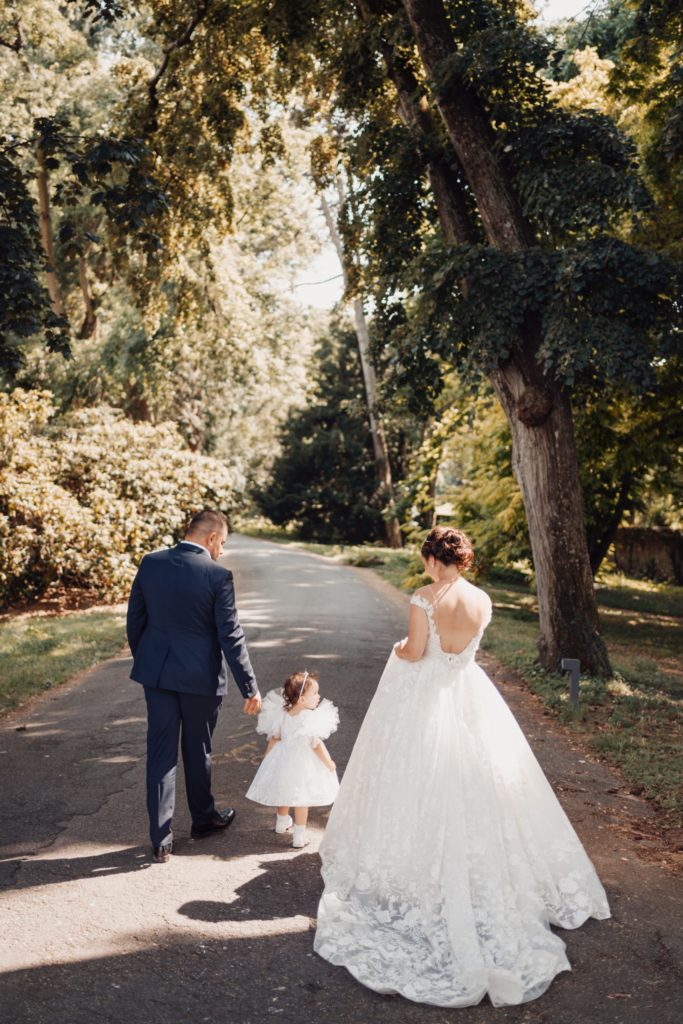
[[298, 670, 309, 698]]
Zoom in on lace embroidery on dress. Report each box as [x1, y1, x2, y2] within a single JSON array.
[[314, 591, 610, 1008]]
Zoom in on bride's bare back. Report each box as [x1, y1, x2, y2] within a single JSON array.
[[397, 576, 492, 662], [420, 578, 492, 654]]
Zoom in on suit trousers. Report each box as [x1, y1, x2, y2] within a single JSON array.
[[144, 686, 223, 848]]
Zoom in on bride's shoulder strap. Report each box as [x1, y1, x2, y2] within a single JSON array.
[[410, 592, 432, 613]]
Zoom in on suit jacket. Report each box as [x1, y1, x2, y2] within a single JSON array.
[[126, 544, 258, 699]]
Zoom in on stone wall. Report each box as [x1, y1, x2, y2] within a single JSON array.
[[614, 527, 683, 584]]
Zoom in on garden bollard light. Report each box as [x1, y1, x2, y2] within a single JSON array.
[[560, 658, 581, 706]]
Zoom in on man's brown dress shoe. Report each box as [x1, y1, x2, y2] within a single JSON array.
[[153, 841, 173, 863]]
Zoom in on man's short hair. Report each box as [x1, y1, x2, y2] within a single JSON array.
[[186, 509, 228, 536]]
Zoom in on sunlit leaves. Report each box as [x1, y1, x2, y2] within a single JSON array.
[[0, 388, 242, 607]]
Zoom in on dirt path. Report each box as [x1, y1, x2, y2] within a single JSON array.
[[1, 535, 680, 1024]]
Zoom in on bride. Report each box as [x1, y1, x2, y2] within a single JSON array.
[[314, 526, 610, 1007]]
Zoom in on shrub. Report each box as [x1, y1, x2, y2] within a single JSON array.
[[0, 389, 243, 607]]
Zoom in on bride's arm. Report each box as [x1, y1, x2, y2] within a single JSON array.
[[394, 603, 429, 661]]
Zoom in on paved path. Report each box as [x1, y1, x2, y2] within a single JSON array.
[[0, 536, 680, 1024]]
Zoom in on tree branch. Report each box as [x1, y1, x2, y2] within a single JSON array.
[[146, 1, 212, 128], [0, 5, 30, 72], [0, 13, 22, 53]]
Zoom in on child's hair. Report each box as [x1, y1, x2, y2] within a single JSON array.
[[282, 670, 319, 710]]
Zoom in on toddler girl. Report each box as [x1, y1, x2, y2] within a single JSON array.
[[246, 670, 340, 848]]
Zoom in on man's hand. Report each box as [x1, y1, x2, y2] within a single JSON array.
[[243, 694, 262, 715]]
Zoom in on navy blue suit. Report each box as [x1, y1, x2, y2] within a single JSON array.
[[127, 542, 258, 847]]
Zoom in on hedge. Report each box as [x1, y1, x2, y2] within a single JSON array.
[[0, 389, 243, 607]]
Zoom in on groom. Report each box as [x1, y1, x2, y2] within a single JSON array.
[[126, 509, 261, 862]]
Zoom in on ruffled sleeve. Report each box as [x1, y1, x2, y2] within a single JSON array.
[[298, 699, 340, 743], [255, 688, 286, 739]]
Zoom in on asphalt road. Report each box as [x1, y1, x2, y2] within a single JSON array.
[[0, 535, 680, 1024]]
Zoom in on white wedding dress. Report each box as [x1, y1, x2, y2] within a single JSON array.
[[314, 593, 610, 1007]]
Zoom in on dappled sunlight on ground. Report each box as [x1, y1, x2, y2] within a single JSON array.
[[250, 636, 305, 648], [1, 839, 323, 972], [82, 754, 140, 765]]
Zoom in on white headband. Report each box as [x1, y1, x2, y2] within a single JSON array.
[[298, 671, 309, 697]]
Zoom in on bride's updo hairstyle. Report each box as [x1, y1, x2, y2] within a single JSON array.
[[421, 526, 475, 571], [282, 670, 319, 710]]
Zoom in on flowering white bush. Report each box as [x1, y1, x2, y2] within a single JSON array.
[[0, 389, 243, 607]]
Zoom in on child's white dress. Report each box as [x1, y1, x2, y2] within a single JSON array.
[[246, 689, 340, 807]]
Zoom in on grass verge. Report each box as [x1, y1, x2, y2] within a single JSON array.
[[482, 581, 682, 825], [1, 609, 127, 716]]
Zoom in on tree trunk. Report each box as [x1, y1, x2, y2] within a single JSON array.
[[401, 0, 533, 251], [399, 0, 611, 674], [77, 254, 98, 339], [36, 145, 65, 317], [356, 0, 477, 248], [588, 472, 633, 576], [491, 368, 611, 673], [320, 190, 403, 548]]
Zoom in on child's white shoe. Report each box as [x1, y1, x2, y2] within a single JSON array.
[[275, 813, 293, 834], [292, 825, 308, 848]]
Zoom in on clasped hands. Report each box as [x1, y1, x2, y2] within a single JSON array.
[[243, 694, 262, 715]]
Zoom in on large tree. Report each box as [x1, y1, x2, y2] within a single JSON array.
[[264, 0, 679, 674], [258, 327, 387, 543]]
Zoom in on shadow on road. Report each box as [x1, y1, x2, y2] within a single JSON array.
[[2, 845, 156, 891], [178, 852, 321, 923]]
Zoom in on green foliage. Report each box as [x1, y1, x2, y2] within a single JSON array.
[[0, 388, 242, 607], [438, 368, 682, 577], [1, 0, 326, 496], [0, 152, 68, 370], [549, 0, 683, 258], [70, 0, 126, 21], [399, 237, 680, 389], [394, 402, 463, 533], [444, 399, 532, 573], [0, 112, 167, 369], [545, 1, 636, 79], [17, 129, 324, 486], [1, 0, 680, 603], [576, 366, 683, 567], [256, 329, 384, 543], [35, 117, 167, 240], [274, 0, 681, 401], [611, 0, 683, 258], [507, 108, 649, 236]]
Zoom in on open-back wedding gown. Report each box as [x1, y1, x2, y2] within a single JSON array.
[[314, 593, 610, 1007]]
